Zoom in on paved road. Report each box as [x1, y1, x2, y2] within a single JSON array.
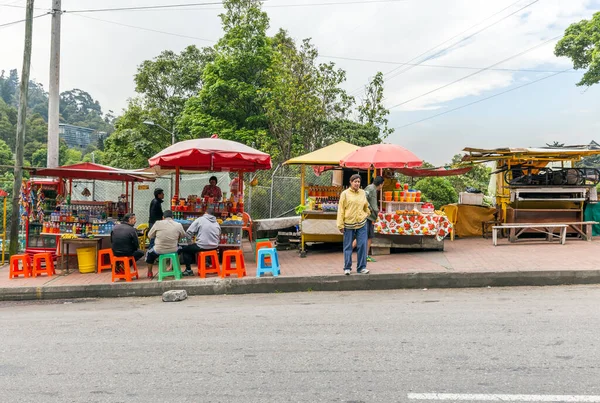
[[1, 286, 600, 403]]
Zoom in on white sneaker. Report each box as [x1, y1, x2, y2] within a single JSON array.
[[357, 268, 370, 274], [344, 269, 351, 275]]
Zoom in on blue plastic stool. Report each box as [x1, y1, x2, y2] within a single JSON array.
[[256, 248, 280, 277], [157, 253, 182, 282]]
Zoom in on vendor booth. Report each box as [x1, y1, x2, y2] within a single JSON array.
[[22, 162, 152, 270], [341, 144, 454, 254], [284, 141, 361, 257], [462, 146, 600, 242], [147, 137, 272, 253]]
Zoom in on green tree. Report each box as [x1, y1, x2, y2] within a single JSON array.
[[321, 119, 380, 147], [179, 0, 273, 147], [414, 177, 458, 209], [357, 71, 392, 140], [555, 11, 600, 87], [446, 154, 491, 194]]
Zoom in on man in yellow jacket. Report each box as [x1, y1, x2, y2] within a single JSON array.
[[337, 174, 370, 275]]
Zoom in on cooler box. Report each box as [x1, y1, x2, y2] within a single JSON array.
[[459, 192, 484, 206]]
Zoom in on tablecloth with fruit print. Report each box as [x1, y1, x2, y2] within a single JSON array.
[[374, 212, 453, 241]]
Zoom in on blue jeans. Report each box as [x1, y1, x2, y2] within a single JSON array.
[[343, 224, 367, 272]]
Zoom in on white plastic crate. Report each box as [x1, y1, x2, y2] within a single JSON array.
[[459, 192, 484, 205]]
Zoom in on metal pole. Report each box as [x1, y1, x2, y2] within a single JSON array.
[[9, 0, 34, 256], [47, 0, 61, 168], [269, 163, 281, 218]]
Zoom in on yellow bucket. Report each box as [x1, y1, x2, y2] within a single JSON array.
[[76, 246, 96, 274]]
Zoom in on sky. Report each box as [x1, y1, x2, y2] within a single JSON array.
[[1, 0, 599, 165]]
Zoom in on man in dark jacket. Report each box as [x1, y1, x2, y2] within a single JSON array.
[[148, 188, 164, 249], [111, 213, 144, 262]]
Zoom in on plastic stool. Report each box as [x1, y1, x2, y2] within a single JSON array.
[[111, 256, 139, 282], [256, 248, 280, 278], [255, 240, 272, 263], [97, 249, 114, 273], [198, 250, 220, 278], [158, 253, 181, 282], [32, 253, 55, 277], [9, 254, 31, 279], [221, 250, 246, 278]]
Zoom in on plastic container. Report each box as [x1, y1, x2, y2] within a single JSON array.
[[76, 246, 96, 274], [459, 192, 484, 205]]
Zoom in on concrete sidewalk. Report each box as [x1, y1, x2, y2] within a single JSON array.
[[1, 237, 599, 301]]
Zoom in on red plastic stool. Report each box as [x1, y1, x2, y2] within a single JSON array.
[[97, 249, 114, 273], [111, 256, 139, 282], [32, 253, 55, 277], [221, 250, 246, 278], [9, 254, 31, 279], [198, 250, 220, 278]]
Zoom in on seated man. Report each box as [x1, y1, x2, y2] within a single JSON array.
[[145, 210, 186, 279], [180, 207, 221, 276], [111, 213, 144, 272]]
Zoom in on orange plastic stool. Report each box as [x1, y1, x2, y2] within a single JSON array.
[[32, 253, 55, 277], [255, 240, 272, 263], [9, 254, 31, 279], [197, 250, 220, 278], [221, 250, 246, 278], [111, 256, 139, 282], [97, 249, 114, 273]]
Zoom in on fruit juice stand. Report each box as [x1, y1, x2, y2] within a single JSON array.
[[284, 141, 361, 258], [24, 162, 153, 270], [340, 144, 456, 254], [147, 136, 272, 252]]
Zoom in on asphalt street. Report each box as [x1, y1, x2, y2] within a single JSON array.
[[1, 286, 600, 403]]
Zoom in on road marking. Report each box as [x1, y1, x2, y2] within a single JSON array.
[[407, 394, 600, 402]]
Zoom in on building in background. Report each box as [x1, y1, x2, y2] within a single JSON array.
[[59, 124, 105, 150]]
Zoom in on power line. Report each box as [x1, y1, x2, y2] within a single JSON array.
[[348, 0, 532, 96], [65, 0, 410, 13], [68, 13, 217, 43], [394, 69, 571, 130], [319, 54, 571, 73], [0, 12, 49, 29], [387, 35, 561, 110]]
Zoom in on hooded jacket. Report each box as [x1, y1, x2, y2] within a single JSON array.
[[186, 214, 221, 249]]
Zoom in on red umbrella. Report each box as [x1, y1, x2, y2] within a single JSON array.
[[340, 143, 422, 169], [148, 138, 271, 172]]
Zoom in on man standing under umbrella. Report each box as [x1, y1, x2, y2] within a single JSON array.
[[148, 188, 164, 249]]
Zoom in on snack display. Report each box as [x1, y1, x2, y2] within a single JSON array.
[[375, 211, 453, 241]]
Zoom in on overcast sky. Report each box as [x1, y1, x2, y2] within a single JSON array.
[[1, 0, 599, 165]]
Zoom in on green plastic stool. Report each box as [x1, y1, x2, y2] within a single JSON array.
[[157, 253, 181, 282]]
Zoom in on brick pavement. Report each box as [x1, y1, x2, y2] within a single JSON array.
[[1, 237, 599, 289]]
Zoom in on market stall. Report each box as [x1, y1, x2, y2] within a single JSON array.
[[340, 144, 454, 254], [461, 146, 600, 240], [22, 162, 152, 266], [147, 137, 272, 253], [284, 141, 362, 257]]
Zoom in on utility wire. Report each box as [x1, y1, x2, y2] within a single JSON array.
[[384, 0, 541, 85], [394, 69, 571, 130], [0, 12, 49, 28], [319, 54, 572, 73], [65, 0, 410, 13], [68, 13, 217, 43], [388, 35, 561, 110], [348, 0, 532, 96]]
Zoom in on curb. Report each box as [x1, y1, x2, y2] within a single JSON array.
[[2, 270, 600, 301]]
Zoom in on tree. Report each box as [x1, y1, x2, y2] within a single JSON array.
[[414, 177, 458, 209], [358, 71, 393, 140], [178, 0, 273, 147], [555, 11, 600, 87], [321, 119, 381, 148], [135, 45, 212, 135], [446, 154, 491, 194], [0, 69, 19, 105]]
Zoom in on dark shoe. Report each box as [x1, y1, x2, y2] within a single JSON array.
[[182, 269, 194, 276]]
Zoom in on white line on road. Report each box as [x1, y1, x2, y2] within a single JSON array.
[[407, 394, 600, 402]]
